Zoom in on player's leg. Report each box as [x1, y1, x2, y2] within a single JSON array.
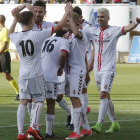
[[56, 82, 71, 126], [0, 52, 19, 100], [81, 88, 91, 114], [17, 78, 31, 140], [66, 74, 85, 139], [68, 101, 74, 130], [80, 95, 92, 137], [91, 71, 109, 133], [106, 73, 120, 132], [45, 82, 58, 138], [27, 76, 45, 140]]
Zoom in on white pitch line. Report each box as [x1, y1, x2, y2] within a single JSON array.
[[0, 119, 140, 128], [0, 110, 140, 113]]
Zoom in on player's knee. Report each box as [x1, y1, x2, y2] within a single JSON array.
[[100, 91, 109, 99], [56, 94, 63, 102]]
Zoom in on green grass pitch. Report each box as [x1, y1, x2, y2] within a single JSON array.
[[0, 61, 140, 140]]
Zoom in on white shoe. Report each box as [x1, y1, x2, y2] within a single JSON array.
[[28, 134, 33, 138]]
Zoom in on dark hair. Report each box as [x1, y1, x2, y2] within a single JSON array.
[[0, 15, 6, 25], [67, 0, 73, 3], [19, 11, 33, 26], [55, 30, 67, 37], [33, 1, 46, 10], [73, 6, 82, 16]]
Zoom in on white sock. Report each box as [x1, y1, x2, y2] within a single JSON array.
[[57, 98, 71, 116], [107, 99, 117, 122], [81, 93, 88, 112], [70, 102, 73, 124], [30, 102, 35, 126], [30, 102, 43, 130], [98, 98, 108, 125], [45, 114, 55, 135], [73, 107, 81, 135], [17, 104, 26, 135], [27, 102, 32, 117], [81, 105, 90, 130]]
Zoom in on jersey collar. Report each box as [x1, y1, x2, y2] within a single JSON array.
[[100, 25, 110, 31]]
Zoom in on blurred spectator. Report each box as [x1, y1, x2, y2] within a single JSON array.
[[122, 0, 129, 3], [0, 0, 4, 3], [103, 0, 110, 3], [113, 0, 122, 3], [94, 0, 103, 3], [9, 0, 18, 4], [130, 0, 137, 5]]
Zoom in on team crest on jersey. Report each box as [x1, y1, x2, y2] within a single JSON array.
[[94, 39, 97, 42], [106, 32, 109, 38], [73, 89, 76, 94], [104, 84, 107, 89]]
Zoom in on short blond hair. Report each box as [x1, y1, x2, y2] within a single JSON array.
[[72, 12, 80, 23], [97, 8, 110, 17]]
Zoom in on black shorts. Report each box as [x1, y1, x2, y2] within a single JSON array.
[[0, 51, 11, 73]]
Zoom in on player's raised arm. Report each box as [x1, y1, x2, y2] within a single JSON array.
[[11, 3, 35, 17], [8, 8, 19, 38], [123, 17, 140, 34], [69, 11, 83, 39], [53, 2, 72, 33]]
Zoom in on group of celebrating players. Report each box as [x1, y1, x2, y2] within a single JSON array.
[[5, 0, 140, 140]]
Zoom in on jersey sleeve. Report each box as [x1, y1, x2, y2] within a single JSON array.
[[60, 39, 70, 54], [10, 32, 18, 44], [83, 25, 97, 38], [114, 26, 125, 38]]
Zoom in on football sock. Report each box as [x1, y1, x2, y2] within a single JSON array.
[[98, 98, 108, 125], [81, 93, 88, 112], [27, 103, 32, 117], [107, 99, 117, 122], [70, 102, 73, 124], [73, 107, 81, 135], [30, 102, 43, 130], [57, 98, 71, 116], [10, 79, 19, 94], [17, 104, 26, 135], [45, 114, 55, 135], [81, 104, 90, 130]]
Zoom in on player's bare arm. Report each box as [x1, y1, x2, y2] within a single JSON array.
[[85, 54, 90, 84], [11, 3, 35, 17], [124, 17, 140, 34], [88, 44, 95, 72], [8, 8, 19, 37], [69, 11, 83, 39], [58, 51, 67, 76], [53, 2, 72, 33]]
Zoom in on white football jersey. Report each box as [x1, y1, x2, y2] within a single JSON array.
[[41, 36, 70, 83], [19, 21, 56, 30], [84, 26, 125, 72], [10, 28, 53, 79], [65, 29, 87, 75], [33, 21, 56, 29], [82, 19, 93, 63]]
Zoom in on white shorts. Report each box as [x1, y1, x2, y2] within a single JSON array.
[[65, 73, 85, 98], [19, 76, 45, 102], [44, 81, 59, 100], [58, 81, 65, 95], [94, 71, 116, 93]]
